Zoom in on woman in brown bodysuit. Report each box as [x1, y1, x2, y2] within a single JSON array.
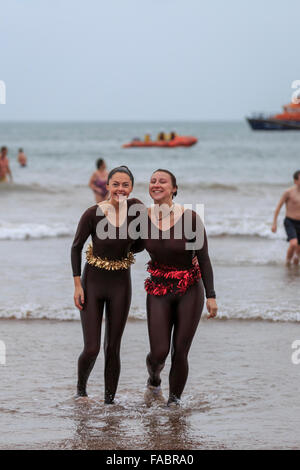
[[143, 169, 218, 406], [71, 166, 143, 404]]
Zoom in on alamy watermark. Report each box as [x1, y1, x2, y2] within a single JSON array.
[[0, 340, 6, 365], [291, 340, 300, 365], [291, 80, 300, 105], [0, 80, 6, 104], [95, 203, 205, 250]]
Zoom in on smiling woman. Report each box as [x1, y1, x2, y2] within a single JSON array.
[[71, 165, 144, 404], [141, 169, 218, 407]]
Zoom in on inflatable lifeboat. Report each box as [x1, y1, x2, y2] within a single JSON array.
[[122, 135, 197, 148]]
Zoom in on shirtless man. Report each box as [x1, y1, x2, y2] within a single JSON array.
[[0, 147, 13, 182], [272, 170, 300, 265], [17, 148, 27, 167]]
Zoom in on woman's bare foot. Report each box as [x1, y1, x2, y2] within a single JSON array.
[[76, 386, 88, 398], [144, 384, 166, 407], [167, 396, 181, 408]]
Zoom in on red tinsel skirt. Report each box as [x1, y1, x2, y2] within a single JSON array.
[[144, 259, 201, 296]]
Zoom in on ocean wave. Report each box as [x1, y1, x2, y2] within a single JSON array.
[[0, 304, 79, 321], [1, 304, 299, 322], [0, 182, 61, 194], [0, 219, 283, 241], [214, 308, 300, 323], [75, 181, 287, 192], [0, 180, 287, 195], [134, 182, 240, 192], [208, 221, 283, 239], [0, 221, 72, 240], [11, 181, 239, 192]]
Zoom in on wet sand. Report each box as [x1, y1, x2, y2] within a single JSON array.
[[1, 318, 300, 450]]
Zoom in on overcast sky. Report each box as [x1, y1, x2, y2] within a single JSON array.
[[0, 0, 299, 121]]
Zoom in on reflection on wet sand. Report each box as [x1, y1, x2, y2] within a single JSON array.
[[57, 398, 219, 450], [284, 264, 300, 281], [141, 412, 196, 450]]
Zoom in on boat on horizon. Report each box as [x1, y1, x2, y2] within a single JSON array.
[[246, 101, 300, 130], [122, 133, 197, 148]]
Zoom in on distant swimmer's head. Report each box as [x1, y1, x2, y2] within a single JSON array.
[[107, 165, 134, 203], [150, 169, 178, 203], [96, 158, 106, 170], [1, 146, 7, 157], [294, 170, 300, 185]]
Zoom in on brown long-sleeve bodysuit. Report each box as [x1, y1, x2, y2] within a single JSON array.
[[71, 198, 143, 402], [142, 209, 216, 403]]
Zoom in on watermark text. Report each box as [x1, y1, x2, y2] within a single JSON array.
[[0, 340, 6, 365], [0, 80, 6, 104], [291, 340, 300, 365]]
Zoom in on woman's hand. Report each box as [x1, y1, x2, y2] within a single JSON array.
[[74, 280, 85, 311], [206, 298, 218, 319]]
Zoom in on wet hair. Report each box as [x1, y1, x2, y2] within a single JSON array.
[[152, 168, 178, 198], [293, 170, 300, 181], [96, 158, 105, 169], [19, 148, 23, 153], [107, 165, 134, 186], [1, 146, 7, 152]]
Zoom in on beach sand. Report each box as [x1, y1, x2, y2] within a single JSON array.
[[1, 318, 300, 450]]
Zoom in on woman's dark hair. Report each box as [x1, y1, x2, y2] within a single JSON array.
[[107, 165, 134, 186], [96, 158, 105, 169], [153, 168, 178, 198], [293, 170, 300, 181], [19, 148, 23, 152]]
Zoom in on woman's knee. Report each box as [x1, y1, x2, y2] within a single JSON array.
[[82, 344, 100, 360], [171, 346, 188, 363], [104, 341, 121, 358], [148, 348, 169, 365]]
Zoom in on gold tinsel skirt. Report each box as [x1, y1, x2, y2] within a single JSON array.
[[85, 243, 135, 271]]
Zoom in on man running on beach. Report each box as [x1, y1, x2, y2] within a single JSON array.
[[272, 170, 300, 265], [0, 146, 13, 182]]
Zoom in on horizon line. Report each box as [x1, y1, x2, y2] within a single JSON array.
[[0, 118, 245, 124]]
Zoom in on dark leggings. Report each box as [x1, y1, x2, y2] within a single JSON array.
[[146, 281, 204, 402], [77, 263, 131, 403]]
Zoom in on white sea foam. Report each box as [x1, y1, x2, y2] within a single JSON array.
[[0, 221, 72, 240], [0, 304, 79, 321], [0, 217, 285, 241], [208, 220, 284, 239], [213, 308, 300, 323], [1, 303, 299, 322]]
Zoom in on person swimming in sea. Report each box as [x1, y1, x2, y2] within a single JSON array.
[[17, 148, 27, 167], [0, 146, 13, 182], [89, 158, 109, 203], [272, 170, 300, 265]]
